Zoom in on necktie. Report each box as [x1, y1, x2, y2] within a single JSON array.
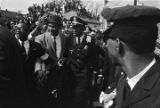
[[21, 41, 27, 60], [78, 36, 81, 45], [54, 37, 57, 53], [22, 41, 26, 53]]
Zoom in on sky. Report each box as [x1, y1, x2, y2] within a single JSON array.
[[0, 0, 46, 13], [81, 0, 160, 15], [0, 0, 160, 14]]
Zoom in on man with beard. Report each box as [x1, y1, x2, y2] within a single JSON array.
[[35, 14, 66, 108], [101, 5, 160, 108]]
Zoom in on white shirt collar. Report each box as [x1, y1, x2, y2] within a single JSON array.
[[76, 35, 85, 44], [127, 58, 156, 90], [51, 34, 60, 39]]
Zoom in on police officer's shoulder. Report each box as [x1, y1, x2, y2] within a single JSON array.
[[0, 26, 14, 40]]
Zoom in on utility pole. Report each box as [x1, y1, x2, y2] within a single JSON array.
[[134, 0, 137, 5], [104, 0, 108, 5]]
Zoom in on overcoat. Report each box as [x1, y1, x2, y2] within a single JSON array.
[[115, 58, 160, 108], [0, 26, 28, 108]]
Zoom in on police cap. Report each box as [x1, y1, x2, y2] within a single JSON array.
[[70, 16, 87, 26], [101, 5, 160, 43]]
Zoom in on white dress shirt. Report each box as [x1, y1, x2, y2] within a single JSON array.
[[76, 35, 84, 44], [15, 35, 29, 55], [127, 58, 156, 90]]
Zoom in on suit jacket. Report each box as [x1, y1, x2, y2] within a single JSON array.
[[35, 31, 66, 93], [35, 31, 66, 64], [115, 58, 160, 108], [0, 26, 28, 108], [23, 40, 45, 95]]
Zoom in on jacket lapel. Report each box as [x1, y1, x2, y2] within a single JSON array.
[[59, 33, 66, 58], [122, 84, 151, 108], [122, 59, 160, 108], [46, 34, 58, 62], [116, 75, 126, 108]]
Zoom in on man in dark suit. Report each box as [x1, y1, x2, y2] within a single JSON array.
[[35, 14, 66, 108], [0, 22, 28, 107], [15, 22, 47, 108], [101, 5, 160, 108]]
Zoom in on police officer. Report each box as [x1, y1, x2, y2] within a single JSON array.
[[101, 5, 160, 108], [64, 16, 90, 108], [64, 16, 105, 108]]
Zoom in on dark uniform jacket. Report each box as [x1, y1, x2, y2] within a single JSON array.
[[23, 40, 45, 96], [0, 26, 28, 108], [115, 58, 160, 108], [65, 34, 104, 73]]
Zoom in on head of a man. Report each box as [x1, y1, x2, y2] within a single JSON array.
[[47, 15, 62, 37], [16, 23, 29, 41], [70, 16, 87, 37], [10, 21, 15, 28], [102, 5, 160, 66]]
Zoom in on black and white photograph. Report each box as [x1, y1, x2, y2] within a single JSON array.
[[0, 0, 160, 108]]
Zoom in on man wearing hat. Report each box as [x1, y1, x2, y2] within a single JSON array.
[[101, 5, 160, 108], [63, 16, 89, 108], [35, 14, 66, 108], [64, 16, 105, 108]]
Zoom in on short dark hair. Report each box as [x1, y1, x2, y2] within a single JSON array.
[[122, 25, 158, 54]]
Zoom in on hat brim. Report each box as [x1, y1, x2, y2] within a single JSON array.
[[48, 21, 62, 27], [72, 21, 84, 25]]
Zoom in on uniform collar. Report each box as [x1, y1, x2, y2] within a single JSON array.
[[127, 58, 156, 90]]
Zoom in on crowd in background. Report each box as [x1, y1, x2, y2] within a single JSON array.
[[1, 1, 160, 108], [0, 1, 116, 108]]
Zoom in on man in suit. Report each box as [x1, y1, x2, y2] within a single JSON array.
[[35, 14, 66, 108], [101, 5, 160, 108], [15, 22, 48, 108], [35, 15, 66, 67], [0, 20, 29, 108]]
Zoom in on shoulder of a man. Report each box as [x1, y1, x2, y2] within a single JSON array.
[[116, 74, 126, 90], [0, 26, 13, 39]]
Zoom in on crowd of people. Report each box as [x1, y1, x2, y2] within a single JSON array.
[[1, 1, 160, 108], [0, 4, 109, 108]]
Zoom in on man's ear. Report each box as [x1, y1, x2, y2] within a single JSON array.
[[116, 38, 123, 56]]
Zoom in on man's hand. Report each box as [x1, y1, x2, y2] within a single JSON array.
[[99, 89, 116, 107], [51, 89, 58, 99]]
